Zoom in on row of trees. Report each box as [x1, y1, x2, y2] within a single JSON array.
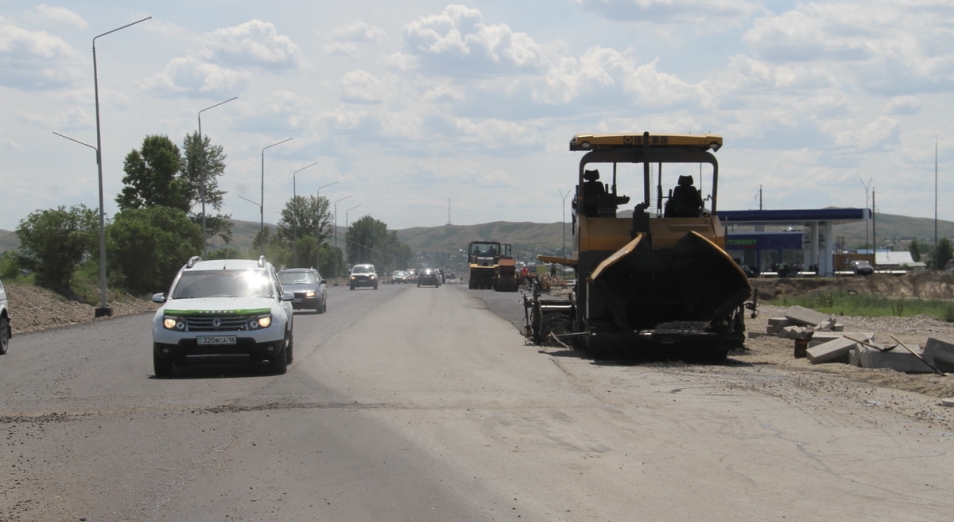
[[908, 238, 952, 270], [8, 134, 412, 300]]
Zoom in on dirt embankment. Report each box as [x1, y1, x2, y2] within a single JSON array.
[[751, 272, 954, 301], [4, 283, 159, 335]]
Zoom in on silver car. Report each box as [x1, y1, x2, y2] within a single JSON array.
[[278, 268, 328, 313]]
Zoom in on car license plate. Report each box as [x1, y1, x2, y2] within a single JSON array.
[[197, 336, 237, 346], [293, 298, 302, 303]]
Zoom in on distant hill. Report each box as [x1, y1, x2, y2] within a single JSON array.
[[2, 212, 954, 257]]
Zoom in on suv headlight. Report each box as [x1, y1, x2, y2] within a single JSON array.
[[305, 290, 316, 297], [163, 317, 186, 331], [249, 315, 272, 329], [370, 275, 376, 279]]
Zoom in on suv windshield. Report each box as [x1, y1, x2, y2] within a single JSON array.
[[279, 272, 318, 285], [352, 265, 374, 274], [172, 270, 274, 299]]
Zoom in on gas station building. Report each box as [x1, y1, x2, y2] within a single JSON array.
[[717, 208, 871, 276]]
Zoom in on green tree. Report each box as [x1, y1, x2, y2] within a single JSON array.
[[15, 205, 98, 291], [935, 238, 953, 271], [909, 239, 921, 262], [277, 195, 333, 267], [181, 131, 233, 245], [345, 216, 412, 274], [107, 207, 203, 294], [116, 135, 189, 212]]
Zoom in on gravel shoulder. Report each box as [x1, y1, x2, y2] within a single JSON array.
[[4, 282, 158, 335]]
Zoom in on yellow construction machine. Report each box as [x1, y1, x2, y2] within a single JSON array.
[[525, 132, 751, 361], [467, 241, 515, 290]]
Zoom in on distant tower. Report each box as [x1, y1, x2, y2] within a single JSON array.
[[447, 198, 452, 226]]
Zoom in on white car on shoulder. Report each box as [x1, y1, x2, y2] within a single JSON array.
[[151, 256, 295, 377]]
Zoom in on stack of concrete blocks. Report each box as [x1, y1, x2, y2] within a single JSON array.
[[765, 306, 844, 339]]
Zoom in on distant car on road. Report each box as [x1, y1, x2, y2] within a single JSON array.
[[392, 270, 409, 284], [151, 256, 295, 377], [0, 279, 10, 355], [417, 268, 441, 287], [851, 260, 874, 276], [350, 264, 379, 290], [278, 268, 327, 313]]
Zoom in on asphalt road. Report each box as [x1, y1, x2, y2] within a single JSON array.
[[2, 282, 953, 521]]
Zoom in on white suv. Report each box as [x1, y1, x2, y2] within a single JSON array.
[[151, 256, 295, 377], [349, 264, 378, 290]]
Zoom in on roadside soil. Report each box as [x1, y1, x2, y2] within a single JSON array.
[[4, 282, 158, 335]]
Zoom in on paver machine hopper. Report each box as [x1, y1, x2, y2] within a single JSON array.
[[528, 132, 751, 361]]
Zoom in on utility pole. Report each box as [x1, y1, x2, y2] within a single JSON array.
[[859, 177, 872, 250], [872, 188, 876, 264]]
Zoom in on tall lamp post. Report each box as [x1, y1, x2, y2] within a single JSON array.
[[345, 204, 362, 264], [559, 188, 570, 257], [198, 96, 237, 257], [291, 161, 319, 267], [315, 181, 339, 271], [334, 195, 353, 252], [332, 195, 353, 284], [260, 138, 292, 252], [90, 16, 151, 318]]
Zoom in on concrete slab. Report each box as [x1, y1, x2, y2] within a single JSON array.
[[785, 306, 830, 327], [808, 331, 874, 348], [766, 317, 789, 335], [924, 338, 954, 372], [779, 325, 806, 339], [852, 345, 937, 373], [807, 337, 857, 364], [832, 323, 844, 332]]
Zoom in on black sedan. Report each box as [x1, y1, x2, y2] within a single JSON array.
[[278, 268, 328, 312], [417, 268, 441, 287]]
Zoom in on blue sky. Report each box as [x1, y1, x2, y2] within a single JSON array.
[[1, 1, 952, 232]]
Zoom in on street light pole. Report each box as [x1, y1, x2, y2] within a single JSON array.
[[315, 181, 339, 271], [334, 195, 353, 252], [91, 16, 151, 318], [198, 96, 237, 257], [291, 161, 319, 267], [559, 189, 570, 257], [260, 138, 292, 254], [346, 204, 362, 264]]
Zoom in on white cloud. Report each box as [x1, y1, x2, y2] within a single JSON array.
[[884, 96, 921, 115], [826, 116, 901, 151], [574, 0, 762, 25], [327, 21, 387, 43], [31, 5, 87, 29], [19, 107, 93, 130], [423, 84, 466, 102], [139, 56, 250, 97], [340, 70, 385, 104], [399, 4, 549, 76], [202, 20, 304, 71], [234, 90, 317, 133], [323, 42, 359, 58], [0, 137, 20, 150], [0, 17, 81, 89], [743, 2, 954, 95]]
